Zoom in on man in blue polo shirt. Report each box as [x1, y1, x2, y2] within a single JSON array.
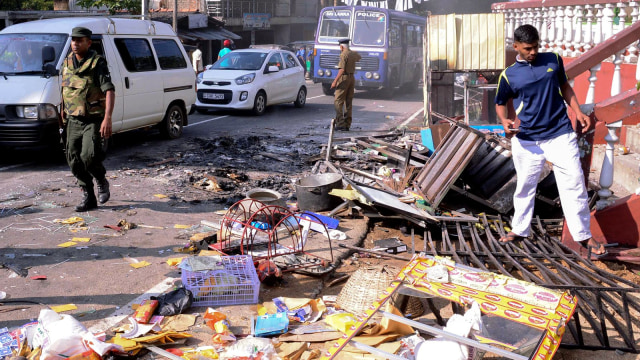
[[495, 24, 607, 258]]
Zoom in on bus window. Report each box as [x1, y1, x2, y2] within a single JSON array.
[[352, 11, 386, 46], [389, 22, 401, 48], [406, 25, 416, 47], [318, 9, 351, 43], [415, 25, 423, 47]]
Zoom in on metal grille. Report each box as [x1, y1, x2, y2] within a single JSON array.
[[0, 128, 42, 142], [197, 90, 233, 104], [319, 54, 340, 69], [357, 56, 379, 71], [320, 55, 380, 72]]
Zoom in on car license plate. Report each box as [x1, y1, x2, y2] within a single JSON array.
[[203, 93, 224, 100]]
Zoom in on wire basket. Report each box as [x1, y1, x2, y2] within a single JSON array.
[[336, 265, 399, 316], [181, 255, 260, 307]]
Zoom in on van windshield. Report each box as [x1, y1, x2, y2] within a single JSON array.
[[0, 33, 67, 75]]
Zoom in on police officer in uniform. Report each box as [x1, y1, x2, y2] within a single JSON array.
[[61, 27, 115, 212], [331, 38, 361, 131]]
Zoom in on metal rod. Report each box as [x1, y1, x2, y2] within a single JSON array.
[[326, 118, 335, 162], [380, 311, 529, 360], [348, 340, 407, 360]]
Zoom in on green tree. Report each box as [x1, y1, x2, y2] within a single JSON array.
[[75, 0, 140, 14], [0, 0, 54, 10]]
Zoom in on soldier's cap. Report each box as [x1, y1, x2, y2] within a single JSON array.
[[71, 27, 92, 38], [338, 38, 351, 45]]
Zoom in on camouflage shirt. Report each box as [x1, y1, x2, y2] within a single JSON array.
[[62, 50, 114, 120]]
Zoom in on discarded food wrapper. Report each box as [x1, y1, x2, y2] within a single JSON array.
[[129, 261, 151, 269], [426, 264, 449, 283], [132, 300, 158, 324], [50, 304, 78, 313], [54, 217, 84, 225], [154, 194, 168, 199], [117, 219, 137, 230], [122, 317, 162, 339], [325, 312, 357, 333], [219, 337, 276, 360], [72, 237, 91, 242], [211, 320, 236, 344], [255, 312, 289, 337]]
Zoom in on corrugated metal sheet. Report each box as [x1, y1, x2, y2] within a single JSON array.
[[428, 13, 504, 71]]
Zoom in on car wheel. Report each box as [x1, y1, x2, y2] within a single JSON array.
[[160, 104, 184, 139], [253, 91, 267, 116], [322, 83, 334, 96], [294, 87, 306, 108]]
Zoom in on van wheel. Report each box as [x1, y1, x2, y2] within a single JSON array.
[[253, 91, 267, 116], [322, 83, 334, 96], [160, 104, 184, 139], [294, 87, 306, 108]]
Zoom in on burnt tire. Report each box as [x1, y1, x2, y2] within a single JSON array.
[[160, 104, 184, 139], [253, 91, 267, 116], [294, 87, 307, 108]]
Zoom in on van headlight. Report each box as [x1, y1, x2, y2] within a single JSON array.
[[325, 69, 332, 77], [197, 72, 204, 84], [365, 72, 372, 79], [235, 73, 255, 85], [317, 69, 324, 76], [39, 104, 58, 120], [16, 105, 38, 119], [373, 72, 380, 80]]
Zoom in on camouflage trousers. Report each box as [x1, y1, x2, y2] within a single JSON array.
[[66, 116, 106, 188]]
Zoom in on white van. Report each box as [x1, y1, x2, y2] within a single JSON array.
[[0, 17, 196, 149]]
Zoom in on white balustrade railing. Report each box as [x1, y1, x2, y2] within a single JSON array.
[[493, 0, 640, 104]]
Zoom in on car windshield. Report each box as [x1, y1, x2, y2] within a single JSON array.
[[352, 11, 386, 46], [0, 33, 67, 74], [318, 9, 351, 43], [212, 52, 267, 70]]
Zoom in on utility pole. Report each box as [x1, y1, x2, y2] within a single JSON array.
[[173, 0, 178, 33], [141, 0, 146, 20]]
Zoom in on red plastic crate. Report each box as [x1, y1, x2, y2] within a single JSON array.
[[181, 255, 260, 306]]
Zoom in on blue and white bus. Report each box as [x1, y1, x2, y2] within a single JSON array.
[[313, 6, 426, 95]]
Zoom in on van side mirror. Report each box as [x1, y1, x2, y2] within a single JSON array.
[[41, 46, 58, 77], [42, 46, 55, 64]]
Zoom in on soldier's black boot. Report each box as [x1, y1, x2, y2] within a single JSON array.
[[96, 178, 110, 204], [75, 186, 97, 212]]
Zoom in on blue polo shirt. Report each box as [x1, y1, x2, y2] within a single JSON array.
[[495, 52, 574, 141]]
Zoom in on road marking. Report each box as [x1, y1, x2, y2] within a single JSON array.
[[187, 115, 229, 127], [307, 95, 325, 100], [88, 277, 177, 333], [401, 107, 424, 127], [0, 163, 31, 172]]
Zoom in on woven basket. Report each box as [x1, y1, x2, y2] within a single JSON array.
[[336, 265, 398, 316]]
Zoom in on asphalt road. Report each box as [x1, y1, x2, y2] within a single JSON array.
[[0, 81, 425, 331]]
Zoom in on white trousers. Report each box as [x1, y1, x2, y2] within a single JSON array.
[[511, 132, 592, 241]]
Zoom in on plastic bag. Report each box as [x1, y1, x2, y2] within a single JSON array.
[[32, 309, 122, 360], [414, 302, 483, 360], [152, 287, 193, 316]]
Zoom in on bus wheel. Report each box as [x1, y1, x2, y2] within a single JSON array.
[[322, 83, 335, 96]]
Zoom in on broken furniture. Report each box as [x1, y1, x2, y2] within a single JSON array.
[[319, 255, 578, 360], [213, 199, 335, 275], [415, 116, 560, 214]]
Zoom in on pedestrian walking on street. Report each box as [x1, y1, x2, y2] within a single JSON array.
[[61, 27, 115, 212], [192, 41, 203, 74], [218, 39, 232, 60], [494, 24, 607, 257], [331, 38, 361, 131]]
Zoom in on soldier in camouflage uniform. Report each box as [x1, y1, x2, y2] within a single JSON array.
[[331, 38, 361, 131], [61, 27, 115, 212]]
